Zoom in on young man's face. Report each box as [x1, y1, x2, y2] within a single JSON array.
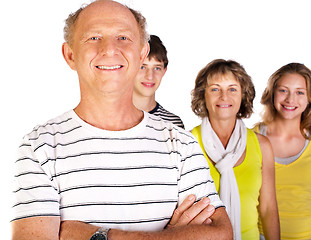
[[133, 57, 167, 98]]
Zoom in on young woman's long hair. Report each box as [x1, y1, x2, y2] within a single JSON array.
[[260, 63, 311, 139]]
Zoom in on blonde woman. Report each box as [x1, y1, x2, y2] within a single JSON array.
[[191, 59, 280, 239], [254, 63, 311, 239]]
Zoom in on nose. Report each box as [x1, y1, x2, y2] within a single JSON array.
[[145, 68, 153, 80], [220, 90, 228, 100], [285, 92, 294, 103], [101, 38, 117, 56]]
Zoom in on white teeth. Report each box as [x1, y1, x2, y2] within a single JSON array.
[[218, 104, 230, 107], [283, 105, 295, 110], [142, 82, 155, 87], [97, 65, 122, 70]]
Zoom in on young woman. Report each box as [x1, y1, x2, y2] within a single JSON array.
[[254, 63, 311, 239], [191, 59, 280, 239]]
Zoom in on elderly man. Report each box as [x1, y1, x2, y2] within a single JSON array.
[[11, 1, 232, 239]]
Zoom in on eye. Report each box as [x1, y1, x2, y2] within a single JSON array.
[[90, 36, 100, 41], [297, 91, 305, 95], [140, 66, 146, 70], [154, 67, 162, 71], [278, 89, 287, 93], [119, 36, 128, 41], [229, 88, 237, 92], [211, 88, 219, 92]]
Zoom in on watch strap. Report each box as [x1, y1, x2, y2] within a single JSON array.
[[90, 227, 110, 240]]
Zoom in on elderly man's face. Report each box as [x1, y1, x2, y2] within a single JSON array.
[[64, 0, 149, 96]]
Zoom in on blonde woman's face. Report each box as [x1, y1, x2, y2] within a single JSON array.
[[274, 73, 308, 120]]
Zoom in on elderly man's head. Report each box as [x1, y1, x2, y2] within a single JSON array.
[[64, 0, 149, 47], [62, 0, 150, 95]]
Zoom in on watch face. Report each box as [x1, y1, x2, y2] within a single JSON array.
[[90, 233, 107, 240]]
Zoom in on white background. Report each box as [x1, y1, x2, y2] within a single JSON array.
[[2, 0, 311, 238]]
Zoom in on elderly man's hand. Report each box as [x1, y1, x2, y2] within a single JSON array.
[[166, 195, 215, 229]]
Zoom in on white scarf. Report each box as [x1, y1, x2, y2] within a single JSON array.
[[201, 117, 247, 240]]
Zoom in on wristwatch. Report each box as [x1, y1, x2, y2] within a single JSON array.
[[89, 227, 110, 240]]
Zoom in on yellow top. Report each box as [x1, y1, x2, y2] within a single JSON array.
[[192, 125, 262, 240], [253, 125, 311, 239]]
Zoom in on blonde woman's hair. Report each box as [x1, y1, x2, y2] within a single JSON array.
[[260, 63, 311, 139]]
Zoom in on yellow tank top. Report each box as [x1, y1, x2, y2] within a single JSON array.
[[253, 125, 311, 239], [192, 125, 262, 240]]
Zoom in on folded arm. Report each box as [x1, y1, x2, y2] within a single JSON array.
[[12, 198, 232, 240], [107, 207, 232, 240], [59, 206, 232, 240]]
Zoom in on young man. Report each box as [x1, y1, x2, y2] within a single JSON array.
[[11, 1, 232, 239], [133, 35, 185, 129]]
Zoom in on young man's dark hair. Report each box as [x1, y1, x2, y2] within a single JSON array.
[[148, 35, 169, 68]]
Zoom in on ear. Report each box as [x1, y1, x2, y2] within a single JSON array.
[[62, 42, 76, 71], [159, 67, 167, 80], [139, 42, 150, 64]]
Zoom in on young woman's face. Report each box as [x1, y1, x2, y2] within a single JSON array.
[[274, 73, 309, 120], [204, 73, 242, 121]]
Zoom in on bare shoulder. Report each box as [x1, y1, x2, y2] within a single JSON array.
[[254, 132, 274, 165], [255, 132, 272, 149]]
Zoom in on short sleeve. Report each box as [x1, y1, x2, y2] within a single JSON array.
[[177, 135, 224, 209], [11, 135, 60, 221]]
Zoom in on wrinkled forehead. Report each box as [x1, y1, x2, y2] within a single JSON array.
[[77, 1, 140, 34], [207, 72, 238, 85]]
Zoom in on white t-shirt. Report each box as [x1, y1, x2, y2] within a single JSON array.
[[12, 110, 223, 231]]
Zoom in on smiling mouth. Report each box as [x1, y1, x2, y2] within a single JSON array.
[[96, 65, 123, 70], [142, 82, 155, 88], [217, 104, 231, 108], [282, 105, 297, 110]]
